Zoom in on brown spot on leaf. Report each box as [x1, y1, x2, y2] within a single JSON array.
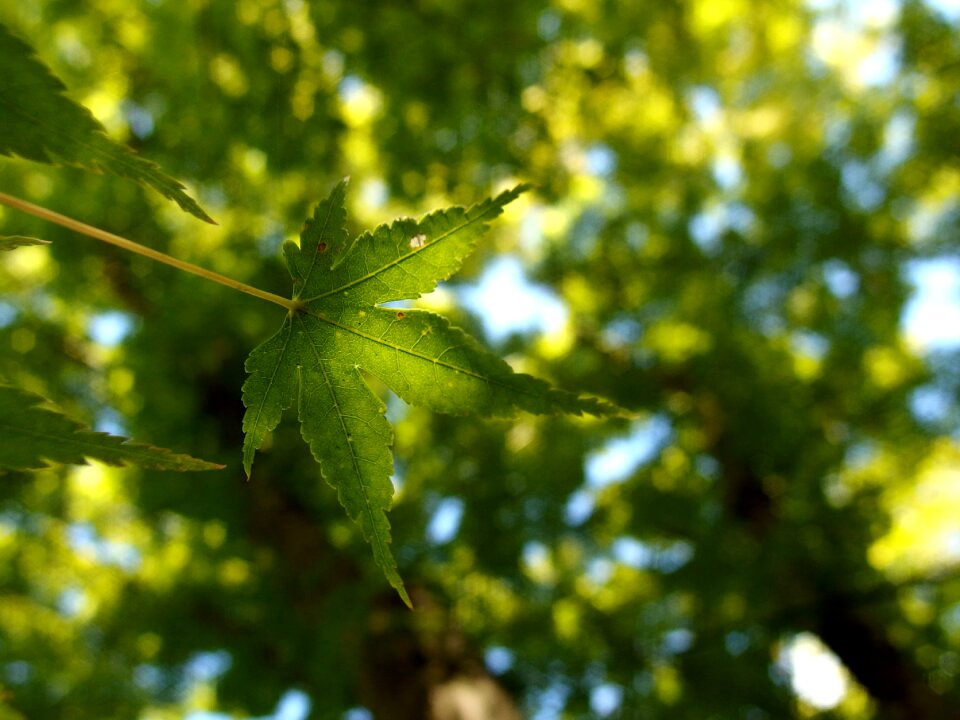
[[317, 242, 327, 253], [396, 311, 405, 320]]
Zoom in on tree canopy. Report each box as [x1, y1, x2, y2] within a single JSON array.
[[0, 1, 958, 719]]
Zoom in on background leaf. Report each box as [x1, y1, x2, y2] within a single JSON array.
[[0, 235, 49, 251], [0, 23, 213, 223], [0, 385, 223, 471]]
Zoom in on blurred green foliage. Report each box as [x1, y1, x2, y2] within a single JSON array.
[[1, 0, 959, 718]]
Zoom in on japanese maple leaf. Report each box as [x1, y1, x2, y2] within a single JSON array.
[[241, 180, 617, 605], [0, 385, 221, 472], [0, 23, 213, 223]]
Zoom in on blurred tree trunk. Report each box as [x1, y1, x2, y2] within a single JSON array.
[[358, 586, 522, 720], [813, 594, 956, 720], [707, 400, 959, 720], [246, 478, 520, 719]]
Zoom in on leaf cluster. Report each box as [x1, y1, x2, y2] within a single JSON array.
[[0, 23, 618, 603]]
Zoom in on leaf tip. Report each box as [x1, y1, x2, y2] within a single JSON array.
[[1, 235, 52, 251], [396, 584, 414, 610], [568, 395, 632, 419], [497, 182, 534, 204], [184, 198, 217, 225], [587, 396, 633, 418]]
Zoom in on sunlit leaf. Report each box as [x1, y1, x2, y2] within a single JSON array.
[[242, 180, 620, 605]]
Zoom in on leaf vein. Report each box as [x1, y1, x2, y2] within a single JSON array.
[[295, 314, 392, 564], [300, 205, 499, 304], [247, 318, 294, 439], [308, 309, 540, 399], [297, 188, 340, 297]]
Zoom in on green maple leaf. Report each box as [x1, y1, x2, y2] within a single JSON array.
[[0, 235, 49, 251], [0, 23, 214, 224], [0, 385, 223, 472], [242, 180, 619, 606]]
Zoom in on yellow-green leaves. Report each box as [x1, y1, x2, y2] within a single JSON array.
[[0, 23, 214, 223], [242, 180, 619, 605], [0, 385, 223, 472]]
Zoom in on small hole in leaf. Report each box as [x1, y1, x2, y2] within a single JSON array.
[[409, 234, 427, 249], [396, 311, 405, 320], [317, 242, 327, 253]]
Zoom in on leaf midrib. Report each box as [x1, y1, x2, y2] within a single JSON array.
[[295, 187, 341, 299], [301, 307, 542, 402], [294, 313, 392, 565], [243, 318, 294, 467], [0, 94, 182, 191], [299, 203, 497, 304], [0, 418, 199, 468]]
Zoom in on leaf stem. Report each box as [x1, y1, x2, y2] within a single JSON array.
[[0, 191, 297, 311]]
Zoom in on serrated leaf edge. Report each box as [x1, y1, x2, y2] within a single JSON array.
[[0, 385, 223, 471], [295, 314, 411, 607], [300, 185, 528, 305]]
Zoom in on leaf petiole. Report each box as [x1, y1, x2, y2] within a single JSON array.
[[0, 191, 297, 311]]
